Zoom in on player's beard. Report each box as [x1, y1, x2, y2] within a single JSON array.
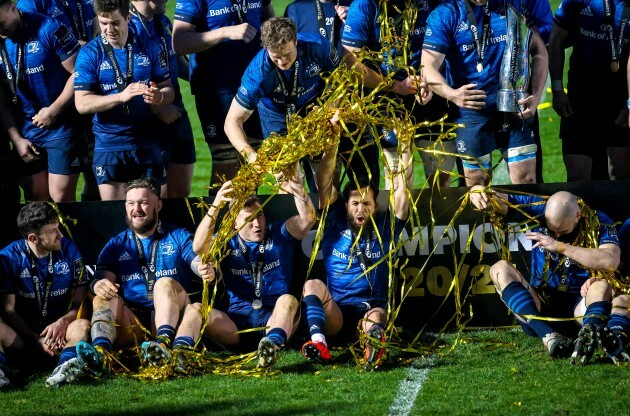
[[347, 213, 373, 237], [127, 208, 159, 235], [556, 219, 583, 244]]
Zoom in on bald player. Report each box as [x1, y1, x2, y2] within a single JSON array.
[[470, 187, 620, 363]]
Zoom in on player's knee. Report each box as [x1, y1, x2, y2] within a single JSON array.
[[276, 294, 299, 313], [490, 260, 515, 287], [303, 278, 326, 298], [588, 279, 613, 299]]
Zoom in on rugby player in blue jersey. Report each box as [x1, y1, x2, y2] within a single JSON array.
[[130, 0, 196, 198], [470, 187, 622, 363], [190, 162, 316, 368], [421, 0, 551, 187], [340, 0, 454, 189], [51, 177, 214, 384], [548, 0, 630, 182], [0, 202, 89, 388], [0, 0, 83, 202], [172, 0, 273, 188], [284, 0, 350, 56], [17, 0, 101, 202], [300, 126, 413, 369], [74, 0, 175, 201], [225, 17, 340, 172]]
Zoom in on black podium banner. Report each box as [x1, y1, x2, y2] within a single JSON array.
[[7, 180, 630, 333]]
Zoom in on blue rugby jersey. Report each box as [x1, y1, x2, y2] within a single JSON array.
[[341, 0, 440, 79], [0, 238, 86, 331], [0, 12, 80, 144], [220, 221, 296, 314], [173, 0, 269, 94], [234, 32, 339, 115], [284, 0, 351, 55], [508, 194, 619, 293], [129, 13, 185, 106], [17, 0, 96, 42], [322, 199, 405, 307], [423, 0, 551, 121], [96, 222, 198, 310], [554, 0, 629, 105], [74, 25, 170, 152]]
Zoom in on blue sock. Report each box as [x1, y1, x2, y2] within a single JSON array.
[[0, 351, 5, 366], [607, 313, 630, 343], [93, 337, 112, 352], [156, 325, 176, 347], [583, 301, 612, 326], [266, 328, 287, 348], [501, 281, 555, 338], [173, 336, 195, 349], [304, 295, 326, 339], [57, 346, 77, 366]]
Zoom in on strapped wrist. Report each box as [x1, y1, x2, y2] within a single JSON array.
[[550, 80, 564, 92]]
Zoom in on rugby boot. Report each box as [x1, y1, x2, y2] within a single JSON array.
[[141, 341, 171, 367], [257, 337, 279, 368], [302, 340, 332, 364], [570, 324, 598, 364], [0, 367, 10, 389], [364, 325, 387, 369], [541, 332, 573, 359], [76, 341, 108, 377], [46, 357, 84, 388], [599, 326, 630, 365]]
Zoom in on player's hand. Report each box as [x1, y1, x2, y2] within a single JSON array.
[[516, 94, 540, 120], [153, 104, 182, 124], [32, 106, 58, 128], [580, 277, 598, 298], [415, 76, 433, 106], [469, 185, 492, 210], [225, 23, 258, 43], [119, 82, 148, 104], [451, 83, 486, 110], [143, 81, 165, 106], [37, 336, 56, 356], [198, 262, 216, 283], [335, 5, 349, 22], [526, 232, 561, 253], [391, 76, 419, 96], [40, 319, 69, 350], [551, 88, 573, 118], [213, 180, 234, 208], [13, 136, 40, 162], [94, 279, 120, 300]]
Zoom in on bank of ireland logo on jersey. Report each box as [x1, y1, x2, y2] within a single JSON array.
[[26, 41, 40, 54]]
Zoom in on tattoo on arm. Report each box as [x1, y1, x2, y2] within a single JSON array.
[[191, 256, 201, 277]]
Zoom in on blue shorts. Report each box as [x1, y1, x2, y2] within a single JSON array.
[[228, 305, 273, 350], [454, 113, 537, 169], [195, 92, 263, 162], [257, 103, 288, 139], [159, 110, 196, 168], [327, 300, 386, 347], [93, 147, 165, 185], [519, 287, 583, 339], [15, 137, 87, 176]]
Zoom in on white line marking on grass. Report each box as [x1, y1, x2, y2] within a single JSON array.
[[388, 356, 434, 416]]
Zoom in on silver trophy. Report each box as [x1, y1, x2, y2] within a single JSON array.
[[497, 4, 532, 113]]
